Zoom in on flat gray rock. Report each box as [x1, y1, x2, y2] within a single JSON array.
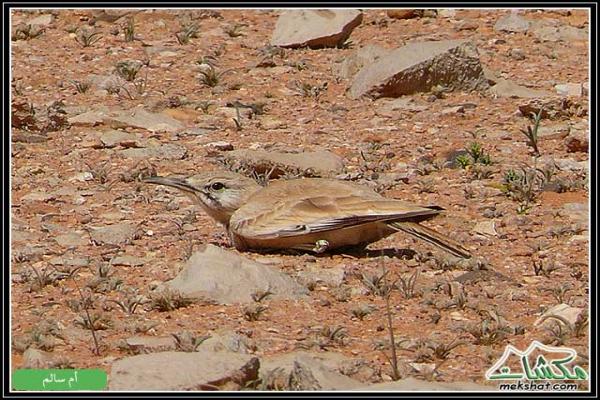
[[28, 14, 54, 27], [535, 123, 570, 139], [111, 255, 146, 267], [472, 220, 498, 237], [99, 130, 140, 148], [271, 10, 363, 48], [11, 243, 46, 262], [555, 83, 584, 97], [22, 348, 54, 369], [493, 13, 530, 33], [530, 22, 588, 42], [107, 108, 184, 133], [552, 158, 588, 173], [534, 303, 584, 328], [88, 222, 137, 246], [120, 143, 187, 160], [349, 40, 488, 99], [20, 190, 56, 202], [162, 244, 308, 304], [12, 132, 48, 143], [225, 149, 345, 178], [108, 350, 259, 390], [200, 330, 256, 354], [55, 231, 88, 248], [260, 351, 364, 390], [561, 202, 588, 224], [69, 107, 185, 133], [491, 79, 552, 98], [68, 107, 111, 126]]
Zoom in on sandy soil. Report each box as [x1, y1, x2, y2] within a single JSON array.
[[10, 8, 589, 391]]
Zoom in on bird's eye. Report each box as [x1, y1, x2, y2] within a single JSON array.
[[210, 182, 225, 191]]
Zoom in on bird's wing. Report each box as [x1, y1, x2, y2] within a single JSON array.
[[231, 190, 441, 239]]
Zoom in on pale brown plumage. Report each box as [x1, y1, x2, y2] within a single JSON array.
[[143, 171, 471, 258]]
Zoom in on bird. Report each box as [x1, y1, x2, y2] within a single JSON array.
[[142, 171, 471, 258]]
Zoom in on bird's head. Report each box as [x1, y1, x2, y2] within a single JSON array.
[[143, 171, 261, 226]]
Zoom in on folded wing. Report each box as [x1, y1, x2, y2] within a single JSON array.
[[230, 180, 441, 239]]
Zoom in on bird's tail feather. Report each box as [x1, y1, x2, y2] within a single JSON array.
[[388, 221, 471, 259]]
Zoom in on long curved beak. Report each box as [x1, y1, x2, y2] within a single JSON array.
[[142, 176, 199, 194]]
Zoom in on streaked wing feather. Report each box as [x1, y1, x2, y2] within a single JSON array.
[[232, 194, 440, 239]]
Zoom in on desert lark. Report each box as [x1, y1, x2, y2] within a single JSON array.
[[143, 171, 471, 258]]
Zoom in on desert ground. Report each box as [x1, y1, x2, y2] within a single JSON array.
[[10, 8, 589, 391]]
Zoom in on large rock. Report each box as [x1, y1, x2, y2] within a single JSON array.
[[260, 351, 378, 383], [271, 10, 363, 48], [482, 66, 502, 85], [260, 352, 364, 390], [493, 13, 530, 33], [491, 79, 552, 98], [348, 40, 488, 99], [333, 44, 391, 80], [225, 149, 345, 178], [162, 244, 308, 304], [108, 350, 259, 390], [354, 377, 496, 391]]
